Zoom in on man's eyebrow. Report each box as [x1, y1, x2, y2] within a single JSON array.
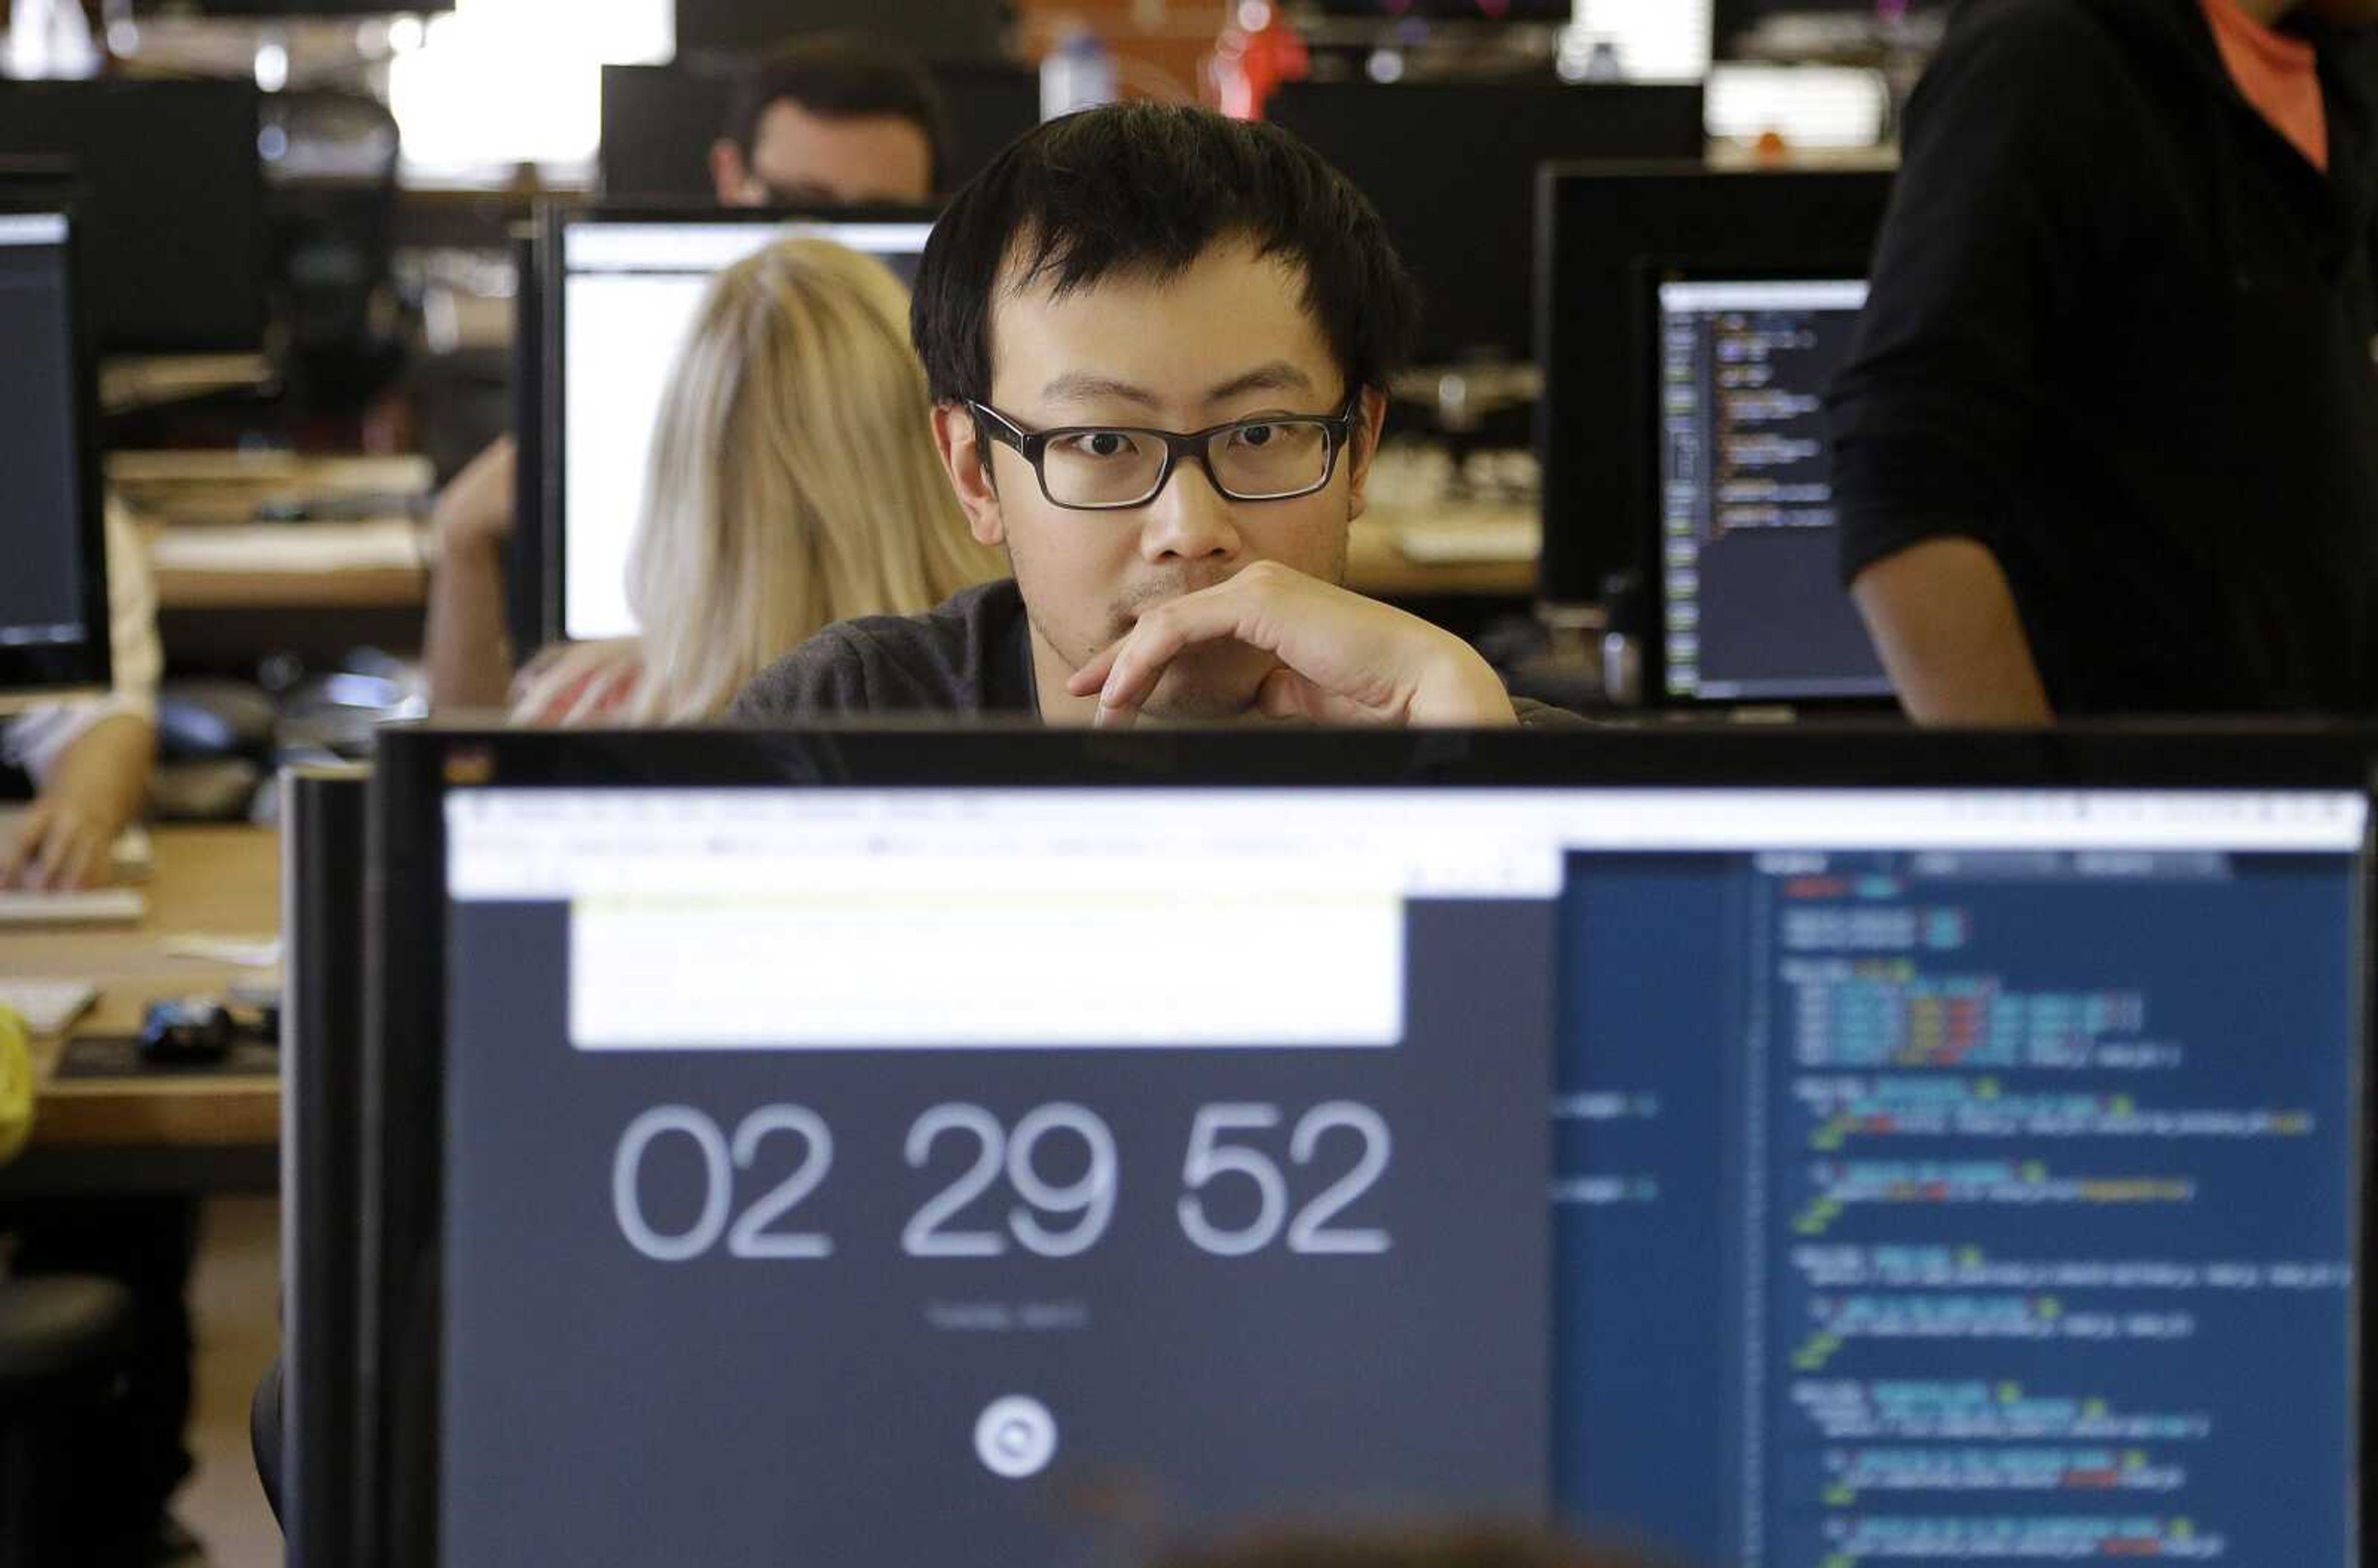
[[1039, 372, 1162, 410], [1204, 361, 1316, 404]]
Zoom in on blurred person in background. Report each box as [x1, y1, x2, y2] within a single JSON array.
[[710, 32, 947, 206], [424, 237, 1001, 726]]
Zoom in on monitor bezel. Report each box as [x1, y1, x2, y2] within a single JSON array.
[[1632, 253, 1896, 713], [0, 165, 110, 706], [533, 200, 942, 653], [360, 722, 2378, 1567]]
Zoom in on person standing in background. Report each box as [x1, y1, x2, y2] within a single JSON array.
[[1829, 0, 2378, 722]]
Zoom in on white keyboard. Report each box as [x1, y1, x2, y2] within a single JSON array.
[[0, 979, 98, 1035], [0, 888, 147, 927]]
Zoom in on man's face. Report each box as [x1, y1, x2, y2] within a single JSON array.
[[937, 238, 1383, 721], [710, 100, 934, 207]]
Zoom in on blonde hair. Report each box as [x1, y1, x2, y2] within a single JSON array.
[[615, 237, 999, 723]]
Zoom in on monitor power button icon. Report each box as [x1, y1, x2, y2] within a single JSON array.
[[974, 1395, 1058, 1480]]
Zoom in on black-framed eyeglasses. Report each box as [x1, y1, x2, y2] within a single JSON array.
[[967, 394, 1362, 512]]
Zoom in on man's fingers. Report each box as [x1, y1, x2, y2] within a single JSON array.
[[1066, 644, 1120, 697], [0, 821, 30, 888], [1255, 667, 1385, 726]]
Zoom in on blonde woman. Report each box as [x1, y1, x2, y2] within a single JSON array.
[[422, 236, 1000, 725]]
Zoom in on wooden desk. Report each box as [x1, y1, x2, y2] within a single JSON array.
[[1347, 503, 1539, 602], [1, 826, 281, 1191], [144, 520, 429, 612]]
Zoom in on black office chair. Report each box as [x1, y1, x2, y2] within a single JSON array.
[[0, 1274, 137, 1568]]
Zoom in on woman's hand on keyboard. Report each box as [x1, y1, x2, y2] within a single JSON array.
[[0, 797, 110, 891]]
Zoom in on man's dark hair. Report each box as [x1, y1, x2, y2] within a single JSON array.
[[725, 32, 951, 191], [910, 102, 1421, 407]]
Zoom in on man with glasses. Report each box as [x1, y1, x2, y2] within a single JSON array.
[[732, 102, 1572, 728]]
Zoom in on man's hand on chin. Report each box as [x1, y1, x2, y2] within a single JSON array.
[[1068, 560, 1518, 729]]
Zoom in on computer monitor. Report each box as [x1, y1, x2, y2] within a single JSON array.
[[0, 79, 265, 353], [278, 762, 373, 1568], [0, 172, 108, 707], [364, 725, 1569, 1566], [1535, 162, 1894, 606], [1267, 82, 1706, 367], [672, 0, 1008, 64], [599, 62, 1039, 203], [362, 725, 2373, 1568], [1642, 262, 1890, 706], [535, 204, 937, 645]]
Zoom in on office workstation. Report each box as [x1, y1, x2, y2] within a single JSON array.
[[6, 0, 2377, 1564]]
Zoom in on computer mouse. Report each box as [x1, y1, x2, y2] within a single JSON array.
[[138, 997, 235, 1066]]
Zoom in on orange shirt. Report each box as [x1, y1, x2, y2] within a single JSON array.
[[2203, 0, 2328, 172]]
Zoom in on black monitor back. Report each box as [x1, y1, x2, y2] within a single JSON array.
[[0, 77, 265, 353], [601, 61, 1036, 200], [1268, 81, 1705, 367], [279, 763, 373, 1568], [506, 223, 547, 668], [1533, 161, 1894, 606]]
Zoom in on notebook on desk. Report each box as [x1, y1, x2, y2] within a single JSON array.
[[0, 978, 97, 1035]]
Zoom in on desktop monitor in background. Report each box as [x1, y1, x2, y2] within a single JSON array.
[[538, 205, 936, 645], [362, 726, 2372, 1568], [0, 79, 265, 353], [599, 62, 1038, 201], [0, 175, 108, 707], [1534, 162, 1892, 608], [365, 726, 1561, 1567], [1642, 263, 1889, 705], [278, 763, 373, 1568], [1266, 82, 1705, 367]]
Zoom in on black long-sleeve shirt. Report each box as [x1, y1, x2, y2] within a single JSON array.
[[1828, 0, 2378, 715]]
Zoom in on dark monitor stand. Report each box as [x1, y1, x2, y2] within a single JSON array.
[[0, 169, 109, 707]]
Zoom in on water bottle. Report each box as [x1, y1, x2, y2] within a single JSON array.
[[1040, 25, 1118, 121]]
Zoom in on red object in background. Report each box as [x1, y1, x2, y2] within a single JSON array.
[[1204, 0, 1310, 121]]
